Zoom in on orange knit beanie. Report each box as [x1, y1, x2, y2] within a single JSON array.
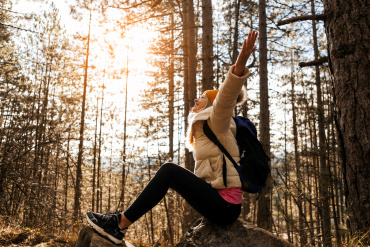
[[204, 90, 219, 104]]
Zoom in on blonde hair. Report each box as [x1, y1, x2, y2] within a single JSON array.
[[187, 125, 195, 149], [187, 98, 212, 148]]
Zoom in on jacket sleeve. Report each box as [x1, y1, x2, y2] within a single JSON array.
[[209, 65, 249, 134]]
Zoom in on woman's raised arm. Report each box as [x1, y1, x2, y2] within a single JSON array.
[[209, 31, 258, 134]]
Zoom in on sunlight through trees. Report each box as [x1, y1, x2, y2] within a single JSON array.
[[0, 0, 369, 246]]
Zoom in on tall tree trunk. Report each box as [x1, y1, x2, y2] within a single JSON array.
[[283, 97, 292, 243], [118, 46, 129, 210], [182, 0, 194, 173], [108, 141, 113, 212], [310, 0, 332, 245], [291, 53, 307, 246], [181, 3, 197, 229], [184, 0, 198, 230], [64, 130, 70, 227], [182, 0, 190, 129], [303, 91, 316, 246], [310, 92, 323, 242], [92, 98, 98, 212], [257, 0, 272, 231], [169, 13, 175, 161], [326, 85, 341, 244], [163, 196, 175, 246], [182, 0, 192, 182], [186, 0, 197, 176], [97, 83, 104, 212], [30, 63, 45, 224], [74, 8, 91, 222], [147, 155, 154, 245], [231, 0, 241, 64], [322, 0, 370, 235], [201, 0, 213, 91]]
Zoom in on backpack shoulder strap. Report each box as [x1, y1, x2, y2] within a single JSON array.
[[203, 120, 239, 170]]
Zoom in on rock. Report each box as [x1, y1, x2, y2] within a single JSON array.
[[75, 226, 134, 247], [176, 218, 294, 247]]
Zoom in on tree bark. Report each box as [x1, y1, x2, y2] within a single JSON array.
[[257, 0, 272, 231], [201, 0, 213, 91], [182, 0, 190, 129], [181, 4, 196, 226], [169, 13, 175, 161], [184, 0, 198, 230], [322, 0, 370, 234], [163, 196, 175, 246], [186, 0, 197, 174]]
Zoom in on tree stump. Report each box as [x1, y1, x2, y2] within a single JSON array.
[[75, 226, 134, 247], [176, 218, 294, 247]]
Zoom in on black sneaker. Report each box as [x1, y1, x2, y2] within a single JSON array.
[[86, 211, 127, 244]]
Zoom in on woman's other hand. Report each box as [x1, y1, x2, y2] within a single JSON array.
[[233, 30, 258, 76]]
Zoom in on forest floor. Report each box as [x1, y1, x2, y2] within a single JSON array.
[[0, 216, 161, 247], [0, 217, 77, 247]]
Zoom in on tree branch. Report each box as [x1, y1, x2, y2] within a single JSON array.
[[277, 14, 326, 26], [124, 13, 171, 26], [299, 56, 328, 67], [0, 23, 38, 33], [108, 0, 152, 11]]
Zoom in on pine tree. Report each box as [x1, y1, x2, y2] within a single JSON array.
[[322, 0, 370, 236], [257, 0, 272, 231]]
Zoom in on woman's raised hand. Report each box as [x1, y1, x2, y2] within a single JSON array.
[[233, 30, 258, 76]]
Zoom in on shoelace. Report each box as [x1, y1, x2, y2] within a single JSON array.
[[105, 209, 123, 216], [100, 213, 112, 222]]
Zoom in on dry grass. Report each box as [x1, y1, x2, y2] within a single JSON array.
[[0, 216, 79, 247], [341, 230, 370, 247]]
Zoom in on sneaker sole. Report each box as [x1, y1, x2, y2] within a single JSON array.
[[86, 213, 123, 245]]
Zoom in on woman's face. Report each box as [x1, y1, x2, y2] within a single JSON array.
[[192, 94, 208, 113]]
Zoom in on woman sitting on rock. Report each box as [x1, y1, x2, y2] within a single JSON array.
[[86, 30, 258, 245]]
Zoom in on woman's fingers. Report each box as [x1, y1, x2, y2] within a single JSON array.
[[249, 31, 257, 43], [248, 31, 258, 48], [245, 31, 258, 54], [253, 31, 258, 43]]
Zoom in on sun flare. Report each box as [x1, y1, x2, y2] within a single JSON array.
[[93, 24, 157, 103]]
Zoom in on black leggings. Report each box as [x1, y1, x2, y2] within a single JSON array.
[[124, 162, 241, 225]]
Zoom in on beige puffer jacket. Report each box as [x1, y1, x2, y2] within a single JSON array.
[[187, 65, 249, 189]]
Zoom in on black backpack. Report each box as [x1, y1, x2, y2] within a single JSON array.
[[203, 116, 270, 193]]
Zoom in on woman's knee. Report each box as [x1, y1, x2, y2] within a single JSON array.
[[154, 162, 179, 181], [159, 162, 178, 172], [157, 162, 177, 173]]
